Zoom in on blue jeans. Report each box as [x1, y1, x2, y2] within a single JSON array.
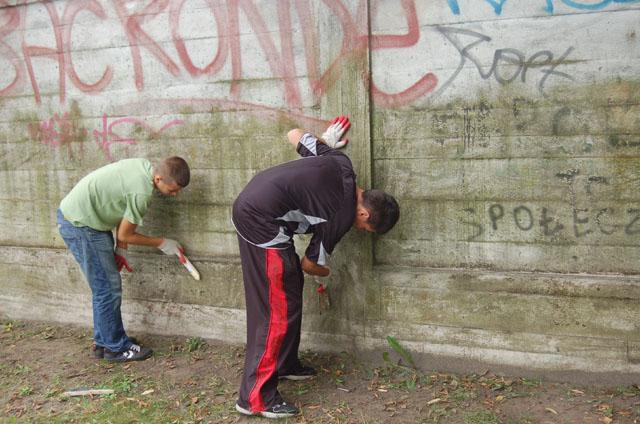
[[57, 209, 132, 352]]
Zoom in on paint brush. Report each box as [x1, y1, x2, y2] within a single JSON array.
[[178, 252, 200, 280]]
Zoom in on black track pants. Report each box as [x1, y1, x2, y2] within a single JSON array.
[[236, 235, 304, 412]]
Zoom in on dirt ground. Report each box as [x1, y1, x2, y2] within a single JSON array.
[[1, 320, 639, 424]]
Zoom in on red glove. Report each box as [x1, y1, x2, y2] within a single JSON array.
[[321, 116, 351, 149], [114, 247, 133, 273]]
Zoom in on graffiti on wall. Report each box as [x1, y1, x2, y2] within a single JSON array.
[[435, 27, 575, 98], [0, 0, 439, 109], [29, 103, 184, 161], [447, 0, 640, 15], [0, 0, 636, 162], [1, 0, 625, 110], [460, 168, 640, 242], [93, 114, 184, 161], [462, 203, 640, 241]]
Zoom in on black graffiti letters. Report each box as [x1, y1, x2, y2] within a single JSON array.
[[461, 204, 639, 241], [539, 207, 565, 237], [513, 206, 534, 231], [626, 209, 640, 235], [436, 26, 575, 97], [488, 204, 504, 230], [572, 208, 592, 238]]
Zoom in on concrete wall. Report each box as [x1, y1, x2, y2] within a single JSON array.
[[0, 0, 639, 379]]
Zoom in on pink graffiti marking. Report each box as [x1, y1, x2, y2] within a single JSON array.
[[1, 0, 439, 109], [0, 1, 23, 97], [62, 0, 113, 93], [112, 0, 181, 90], [224, 0, 306, 105], [369, 0, 438, 108], [21, 0, 66, 104], [170, 0, 228, 77], [29, 111, 87, 159], [93, 114, 184, 161], [35, 114, 72, 147]]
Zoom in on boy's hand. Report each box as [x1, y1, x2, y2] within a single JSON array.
[[301, 256, 330, 277], [158, 238, 184, 259], [321, 116, 351, 149], [114, 247, 133, 273]]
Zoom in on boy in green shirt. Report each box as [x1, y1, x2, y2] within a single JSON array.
[[57, 157, 190, 362]]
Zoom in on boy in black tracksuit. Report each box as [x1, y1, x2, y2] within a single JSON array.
[[232, 118, 399, 419]]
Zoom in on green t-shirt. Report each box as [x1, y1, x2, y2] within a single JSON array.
[[60, 158, 154, 231]]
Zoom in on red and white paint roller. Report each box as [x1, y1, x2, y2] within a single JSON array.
[[178, 249, 200, 280]]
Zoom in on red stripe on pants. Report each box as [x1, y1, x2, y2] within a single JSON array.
[[248, 249, 288, 411]]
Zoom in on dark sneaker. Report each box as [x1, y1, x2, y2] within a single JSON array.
[[93, 337, 139, 359], [235, 402, 299, 419], [104, 343, 153, 362], [262, 402, 300, 419], [92, 343, 104, 359], [279, 364, 317, 380]]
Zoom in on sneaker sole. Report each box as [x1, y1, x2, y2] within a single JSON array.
[[261, 410, 298, 419], [104, 355, 152, 363], [104, 351, 153, 363], [235, 403, 255, 416], [235, 403, 298, 419], [279, 374, 315, 381]]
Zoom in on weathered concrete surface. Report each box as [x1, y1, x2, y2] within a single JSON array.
[[0, 1, 639, 381]]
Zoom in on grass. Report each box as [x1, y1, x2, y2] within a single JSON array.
[[508, 415, 535, 424], [386, 336, 417, 369], [185, 337, 205, 353], [520, 378, 541, 388], [3, 321, 640, 424], [49, 398, 177, 423], [14, 364, 31, 375], [463, 410, 499, 424], [422, 405, 450, 423], [19, 386, 33, 396], [293, 381, 312, 396], [110, 374, 137, 394], [451, 386, 477, 402]]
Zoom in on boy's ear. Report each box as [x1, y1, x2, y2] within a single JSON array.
[[358, 207, 370, 219]]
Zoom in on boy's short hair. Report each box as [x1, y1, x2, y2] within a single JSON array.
[[155, 156, 190, 187], [363, 189, 399, 234]]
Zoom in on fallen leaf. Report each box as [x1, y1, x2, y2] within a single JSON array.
[[545, 407, 558, 415], [142, 389, 154, 396], [618, 409, 632, 417], [570, 389, 585, 396], [427, 398, 441, 405], [599, 417, 612, 424], [495, 395, 505, 402]]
